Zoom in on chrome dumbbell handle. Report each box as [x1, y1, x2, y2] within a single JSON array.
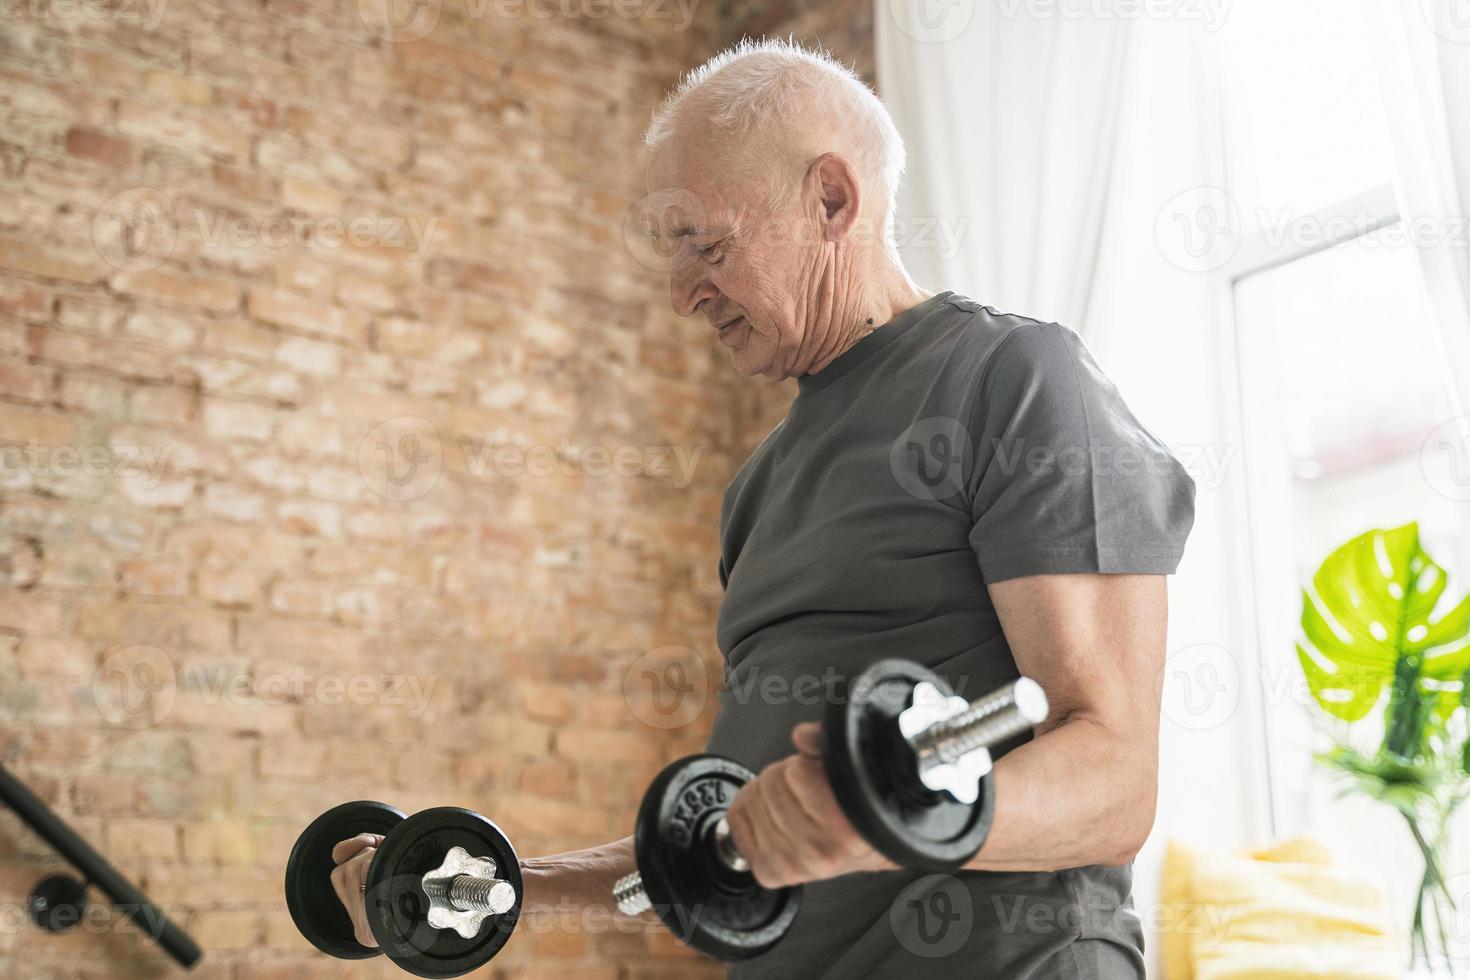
[[899, 677, 1048, 804], [613, 817, 744, 916]]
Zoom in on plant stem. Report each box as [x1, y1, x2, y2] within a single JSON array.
[[1404, 809, 1460, 973]]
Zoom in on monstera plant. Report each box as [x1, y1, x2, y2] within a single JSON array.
[[1297, 523, 1470, 970]]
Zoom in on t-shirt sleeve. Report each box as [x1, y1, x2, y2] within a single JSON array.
[[965, 321, 1196, 583]]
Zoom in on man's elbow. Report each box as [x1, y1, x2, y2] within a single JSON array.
[[1105, 821, 1151, 866], [1104, 774, 1158, 866]]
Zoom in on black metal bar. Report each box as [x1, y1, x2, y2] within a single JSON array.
[[0, 762, 202, 969]]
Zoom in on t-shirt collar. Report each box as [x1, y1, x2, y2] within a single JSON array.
[[796, 291, 953, 395]]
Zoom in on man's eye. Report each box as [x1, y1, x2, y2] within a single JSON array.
[[697, 240, 724, 259]]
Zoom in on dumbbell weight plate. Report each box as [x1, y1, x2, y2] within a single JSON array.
[[285, 799, 407, 960], [364, 806, 522, 979], [823, 660, 996, 871], [634, 755, 800, 961]]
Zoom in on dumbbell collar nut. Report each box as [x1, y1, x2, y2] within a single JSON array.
[[420, 846, 517, 939], [899, 678, 1048, 804]]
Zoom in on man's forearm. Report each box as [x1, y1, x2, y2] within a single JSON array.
[[520, 837, 638, 913], [962, 717, 1156, 873]]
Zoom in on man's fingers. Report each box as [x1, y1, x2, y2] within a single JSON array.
[[331, 833, 383, 864], [783, 755, 848, 841], [726, 792, 762, 879], [329, 846, 379, 948], [728, 779, 791, 888], [791, 722, 823, 757], [775, 757, 850, 872], [750, 780, 802, 887]]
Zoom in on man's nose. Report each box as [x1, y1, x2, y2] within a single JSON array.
[[670, 259, 718, 319]]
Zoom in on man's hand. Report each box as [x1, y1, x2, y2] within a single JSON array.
[[724, 722, 898, 888], [329, 832, 384, 948]]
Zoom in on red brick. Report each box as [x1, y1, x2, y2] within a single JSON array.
[[197, 564, 264, 606], [191, 909, 261, 949], [0, 278, 52, 320], [210, 161, 279, 202], [555, 728, 662, 767], [246, 287, 368, 344], [65, 126, 134, 167], [0, 587, 66, 631], [182, 821, 257, 864], [131, 385, 197, 424], [105, 818, 180, 862], [202, 398, 274, 441], [0, 236, 101, 284], [0, 358, 54, 402], [142, 69, 211, 107], [111, 267, 240, 313], [120, 560, 191, 597]]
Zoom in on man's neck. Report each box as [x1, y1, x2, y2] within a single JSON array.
[[801, 270, 932, 377]]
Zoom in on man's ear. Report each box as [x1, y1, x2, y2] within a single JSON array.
[[808, 152, 862, 242]]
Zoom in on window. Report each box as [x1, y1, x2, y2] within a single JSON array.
[[1222, 0, 1470, 934]]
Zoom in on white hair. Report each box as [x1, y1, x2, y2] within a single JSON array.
[[645, 38, 906, 238]]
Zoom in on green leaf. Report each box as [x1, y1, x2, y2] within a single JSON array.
[[1298, 523, 1470, 718], [1297, 642, 1385, 721]]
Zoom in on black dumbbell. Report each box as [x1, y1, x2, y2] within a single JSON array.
[[610, 669, 1043, 959], [823, 659, 1048, 871], [612, 754, 801, 961], [284, 801, 522, 978]]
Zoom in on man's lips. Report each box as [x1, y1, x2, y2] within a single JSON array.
[[716, 316, 744, 336]]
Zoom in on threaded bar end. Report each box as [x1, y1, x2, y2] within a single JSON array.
[[448, 875, 517, 915], [921, 678, 1048, 763], [613, 872, 650, 916]]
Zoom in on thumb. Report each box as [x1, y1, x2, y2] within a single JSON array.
[[791, 721, 823, 758]]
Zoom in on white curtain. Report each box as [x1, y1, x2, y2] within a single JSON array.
[[1375, 0, 1470, 416], [877, 9, 1263, 978], [875, 7, 1130, 330], [1376, 0, 1470, 903]]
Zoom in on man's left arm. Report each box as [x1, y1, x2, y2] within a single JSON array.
[[963, 571, 1167, 872], [724, 570, 1169, 885]]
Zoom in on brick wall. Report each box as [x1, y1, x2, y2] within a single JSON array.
[[721, 0, 875, 75], [0, 1, 772, 977]]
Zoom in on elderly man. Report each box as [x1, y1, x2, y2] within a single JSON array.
[[332, 39, 1194, 978]]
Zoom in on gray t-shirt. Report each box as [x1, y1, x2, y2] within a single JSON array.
[[706, 291, 1195, 979]]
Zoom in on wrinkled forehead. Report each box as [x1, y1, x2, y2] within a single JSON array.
[[643, 124, 766, 241]]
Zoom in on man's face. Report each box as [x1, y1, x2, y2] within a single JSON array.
[[645, 129, 818, 379]]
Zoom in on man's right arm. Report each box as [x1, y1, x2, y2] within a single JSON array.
[[330, 835, 641, 948], [520, 837, 638, 913]]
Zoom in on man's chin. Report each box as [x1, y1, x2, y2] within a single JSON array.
[[728, 347, 771, 378]]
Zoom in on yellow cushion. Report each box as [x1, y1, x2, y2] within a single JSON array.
[[1160, 837, 1400, 980]]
